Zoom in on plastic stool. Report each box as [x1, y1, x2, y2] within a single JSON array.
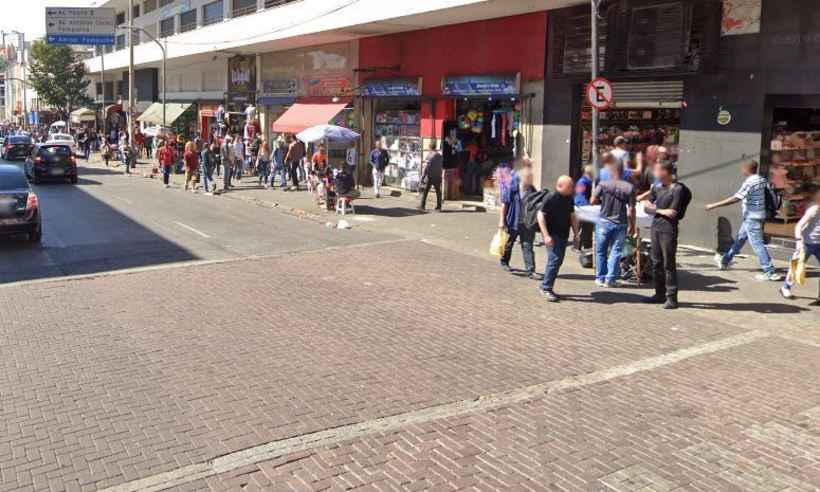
[[336, 196, 356, 215]]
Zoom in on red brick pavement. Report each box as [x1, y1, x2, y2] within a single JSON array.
[[0, 240, 813, 491]]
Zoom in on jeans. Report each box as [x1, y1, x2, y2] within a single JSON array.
[[372, 169, 384, 196], [419, 178, 442, 211], [541, 237, 568, 291], [722, 218, 774, 273], [257, 160, 270, 185], [223, 162, 233, 191], [269, 164, 287, 188], [200, 164, 211, 192], [651, 227, 678, 299], [784, 242, 820, 293], [501, 227, 535, 274], [162, 165, 172, 185], [595, 221, 627, 283]]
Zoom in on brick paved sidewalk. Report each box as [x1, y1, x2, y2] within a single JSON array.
[[4, 240, 814, 492]]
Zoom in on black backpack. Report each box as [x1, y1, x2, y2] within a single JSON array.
[[764, 181, 783, 220], [674, 182, 693, 221], [522, 189, 551, 231]]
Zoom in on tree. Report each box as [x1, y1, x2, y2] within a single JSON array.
[[28, 40, 92, 114]]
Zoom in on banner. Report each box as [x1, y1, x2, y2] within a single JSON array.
[[227, 55, 257, 94], [442, 73, 520, 97]]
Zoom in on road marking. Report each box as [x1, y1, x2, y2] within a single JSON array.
[[100, 329, 769, 492], [173, 221, 212, 238]]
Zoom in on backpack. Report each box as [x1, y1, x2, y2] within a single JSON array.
[[764, 182, 783, 220], [522, 189, 551, 231], [674, 182, 693, 221]]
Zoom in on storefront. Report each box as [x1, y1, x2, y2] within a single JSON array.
[[137, 102, 197, 138], [225, 55, 258, 140], [198, 103, 222, 142]]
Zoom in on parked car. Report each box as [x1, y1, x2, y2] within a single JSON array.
[[0, 164, 41, 243], [25, 144, 79, 184], [2, 135, 35, 161]]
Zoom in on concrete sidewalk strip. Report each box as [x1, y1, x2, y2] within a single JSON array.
[[101, 330, 769, 492]]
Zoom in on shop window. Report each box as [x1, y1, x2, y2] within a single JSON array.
[[179, 9, 197, 32], [203, 0, 224, 26], [373, 99, 422, 188], [766, 107, 820, 237], [232, 0, 256, 18], [160, 17, 175, 38], [144, 0, 157, 14]]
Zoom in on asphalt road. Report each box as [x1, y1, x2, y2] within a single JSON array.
[[0, 158, 391, 284]]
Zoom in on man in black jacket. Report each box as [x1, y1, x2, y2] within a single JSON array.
[[419, 140, 443, 212]]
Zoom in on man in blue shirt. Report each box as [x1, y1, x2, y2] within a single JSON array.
[[499, 167, 537, 278], [706, 161, 782, 281]]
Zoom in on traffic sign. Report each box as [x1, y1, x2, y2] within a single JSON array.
[[585, 77, 614, 110], [45, 7, 116, 45]]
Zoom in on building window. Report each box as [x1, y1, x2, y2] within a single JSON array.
[[144, 0, 157, 14], [160, 17, 175, 37], [159, 0, 174, 7], [179, 9, 197, 32], [116, 34, 126, 51], [116, 12, 126, 25], [132, 4, 141, 19], [232, 0, 256, 18], [203, 0, 224, 26], [264, 0, 300, 8], [552, 11, 607, 75]]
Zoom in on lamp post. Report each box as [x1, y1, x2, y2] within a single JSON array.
[[118, 26, 167, 128]]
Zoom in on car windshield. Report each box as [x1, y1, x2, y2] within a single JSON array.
[[8, 137, 32, 145], [42, 145, 72, 156], [51, 135, 73, 142], [0, 169, 29, 190]]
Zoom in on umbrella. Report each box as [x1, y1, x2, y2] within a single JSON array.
[[296, 124, 360, 144]]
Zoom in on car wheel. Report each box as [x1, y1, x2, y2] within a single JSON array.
[[29, 227, 42, 243]]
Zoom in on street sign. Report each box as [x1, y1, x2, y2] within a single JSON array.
[[585, 77, 614, 110], [45, 7, 116, 45]]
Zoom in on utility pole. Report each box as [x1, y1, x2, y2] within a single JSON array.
[[120, 26, 166, 129], [590, 0, 601, 179], [127, 0, 135, 159], [18, 32, 27, 129], [101, 47, 106, 137]]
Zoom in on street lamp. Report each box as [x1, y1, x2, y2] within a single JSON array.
[[117, 26, 167, 129]]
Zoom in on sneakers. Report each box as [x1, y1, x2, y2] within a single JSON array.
[[664, 297, 679, 310], [539, 288, 560, 302], [500, 262, 511, 272], [780, 286, 795, 300], [594, 279, 607, 288], [604, 280, 622, 288], [755, 272, 783, 282], [714, 253, 728, 270]]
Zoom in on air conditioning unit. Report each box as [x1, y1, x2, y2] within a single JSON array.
[[627, 2, 688, 70]]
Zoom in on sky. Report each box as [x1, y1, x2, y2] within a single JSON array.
[[0, 0, 94, 41]]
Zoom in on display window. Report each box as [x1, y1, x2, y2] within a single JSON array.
[[373, 99, 422, 187], [766, 107, 820, 237], [445, 98, 521, 199]]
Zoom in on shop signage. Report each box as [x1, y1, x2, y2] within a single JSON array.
[[304, 74, 352, 97], [258, 79, 298, 105], [717, 107, 732, 126], [228, 55, 257, 94], [45, 7, 116, 45], [586, 77, 614, 110], [442, 74, 520, 97], [360, 78, 421, 97]]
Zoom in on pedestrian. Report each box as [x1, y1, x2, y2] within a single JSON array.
[[780, 186, 820, 304], [200, 142, 215, 194], [369, 139, 389, 198], [183, 141, 199, 191], [590, 154, 636, 287], [706, 160, 782, 281], [574, 164, 595, 250], [233, 136, 245, 182], [419, 139, 443, 213], [101, 140, 112, 167], [536, 176, 579, 302], [257, 140, 271, 187], [221, 136, 234, 191], [499, 166, 537, 278], [158, 140, 176, 188], [269, 138, 288, 190], [284, 137, 305, 190], [642, 161, 686, 310], [249, 134, 261, 175], [345, 141, 358, 176]]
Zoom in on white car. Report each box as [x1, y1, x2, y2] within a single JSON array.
[[46, 133, 79, 155]]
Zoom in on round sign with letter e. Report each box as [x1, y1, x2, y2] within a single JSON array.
[[586, 77, 614, 110]]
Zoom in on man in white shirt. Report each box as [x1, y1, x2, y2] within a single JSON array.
[[233, 136, 245, 182], [706, 160, 782, 281]]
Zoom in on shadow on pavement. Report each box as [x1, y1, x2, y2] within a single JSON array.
[[679, 301, 810, 314], [0, 180, 199, 284], [354, 206, 426, 218]]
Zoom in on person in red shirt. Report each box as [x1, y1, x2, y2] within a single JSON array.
[[183, 141, 199, 192], [158, 140, 176, 188]]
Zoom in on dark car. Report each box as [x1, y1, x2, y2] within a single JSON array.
[[25, 144, 79, 184], [2, 135, 35, 161], [0, 164, 42, 243]]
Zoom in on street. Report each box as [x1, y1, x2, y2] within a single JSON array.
[[0, 158, 818, 492]]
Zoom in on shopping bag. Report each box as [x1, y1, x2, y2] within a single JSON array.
[[787, 245, 807, 287], [490, 229, 508, 257]]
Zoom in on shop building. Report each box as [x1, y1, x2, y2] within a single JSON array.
[[542, 0, 820, 250], [357, 13, 548, 201]]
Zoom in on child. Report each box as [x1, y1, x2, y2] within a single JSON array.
[[780, 185, 820, 305], [101, 141, 112, 167]]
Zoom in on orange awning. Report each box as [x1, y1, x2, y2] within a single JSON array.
[[271, 101, 349, 134]]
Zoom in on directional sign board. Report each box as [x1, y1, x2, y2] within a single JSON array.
[[46, 7, 116, 45], [585, 77, 614, 110]]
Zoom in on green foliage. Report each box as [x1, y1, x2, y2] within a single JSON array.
[[28, 40, 92, 113]]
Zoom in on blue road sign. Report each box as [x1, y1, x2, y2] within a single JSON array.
[[47, 34, 115, 45]]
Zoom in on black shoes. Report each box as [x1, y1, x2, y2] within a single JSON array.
[[642, 295, 665, 304], [664, 297, 679, 310]]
